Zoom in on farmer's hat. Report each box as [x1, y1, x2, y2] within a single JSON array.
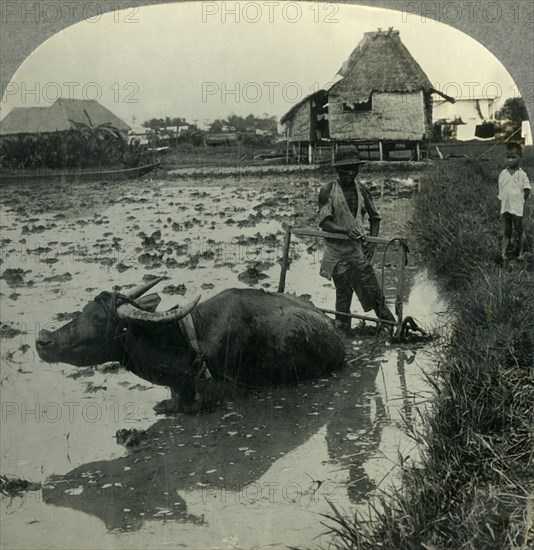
[[333, 146, 366, 167]]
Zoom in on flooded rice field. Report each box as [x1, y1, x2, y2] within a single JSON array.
[[0, 172, 448, 549]]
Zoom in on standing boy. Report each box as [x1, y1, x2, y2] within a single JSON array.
[[498, 142, 531, 260]]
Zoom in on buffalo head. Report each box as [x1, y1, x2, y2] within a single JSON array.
[[36, 278, 200, 367]]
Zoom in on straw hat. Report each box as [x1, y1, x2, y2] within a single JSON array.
[[333, 146, 366, 167]]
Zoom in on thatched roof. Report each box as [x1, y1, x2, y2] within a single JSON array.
[[280, 90, 328, 125], [0, 99, 130, 136], [330, 29, 434, 103]]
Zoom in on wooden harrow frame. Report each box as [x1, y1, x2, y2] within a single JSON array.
[[277, 227, 417, 339]]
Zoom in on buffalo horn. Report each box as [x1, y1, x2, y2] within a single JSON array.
[[125, 277, 164, 300], [117, 295, 201, 323]]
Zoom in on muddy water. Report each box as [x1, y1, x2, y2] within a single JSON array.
[[0, 173, 447, 549]]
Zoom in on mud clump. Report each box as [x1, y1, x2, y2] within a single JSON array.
[[163, 284, 187, 295], [138, 252, 163, 268], [115, 428, 150, 448], [66, 368, 94, 380], [238, 261, 273, 285], [21, 224, 48, 234], [43, 273, 72, 283], [0, 474, 41, 496], [0, 322, 22, 339], [0, 268, 28, 287], [140, 230, 162, 248], [116, 262, 132, 273]]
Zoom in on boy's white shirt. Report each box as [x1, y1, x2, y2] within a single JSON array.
[[498, 167, 531, 216]]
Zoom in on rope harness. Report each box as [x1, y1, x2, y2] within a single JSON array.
[[178, 314, 213, 381]]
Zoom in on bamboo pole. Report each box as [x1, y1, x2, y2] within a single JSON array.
[[395, 243, 407, 324], [291, 227, 394, 246], [277, 227, 292, 293], [319, 308, 398, 326]]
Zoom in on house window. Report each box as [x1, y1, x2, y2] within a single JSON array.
[[342, 96, 372, 112]]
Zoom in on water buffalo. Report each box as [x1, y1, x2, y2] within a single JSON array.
[[36, 278, 345, 411]]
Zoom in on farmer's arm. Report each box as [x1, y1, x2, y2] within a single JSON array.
[[319, 183, 363, 240], [361, 185, 381, 237], [360, 185, 381, 260]]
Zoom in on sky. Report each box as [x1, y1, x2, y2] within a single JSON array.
[[0, 1, 519, 128]]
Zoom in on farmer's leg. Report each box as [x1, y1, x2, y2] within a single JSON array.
[[332, 262, 353, 328], [502, 213, 512, 259], [345, 247, 396, 323]]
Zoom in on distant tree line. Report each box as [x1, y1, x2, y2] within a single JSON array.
[[493, 98, 528, 141], [208, 113, 277, 134], [1, 124, 147, 170], [495, 97, 528, 127], [142, 114, 278, 135], [141, 113, 278, 148], [142, 117, 189, 130]]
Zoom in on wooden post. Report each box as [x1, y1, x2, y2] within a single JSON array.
[[308, 143, 313, 164], [378, 141, 383, 161], [395, 241, 407, 326], [277, 227, 292, 293], [415, 142, 421, 161], [286, 131, 290, 164]]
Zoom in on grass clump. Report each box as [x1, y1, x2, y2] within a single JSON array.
[[324, 155, 534, 549]]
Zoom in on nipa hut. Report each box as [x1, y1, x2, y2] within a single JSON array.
[[281, 28, 453, 162], [280, 89, 328, 164], [0, 98, 130, 139]]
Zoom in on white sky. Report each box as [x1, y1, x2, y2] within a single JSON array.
[[0, 1, 519, 127]]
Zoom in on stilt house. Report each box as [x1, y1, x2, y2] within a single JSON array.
[[281, 29, 453, 162]]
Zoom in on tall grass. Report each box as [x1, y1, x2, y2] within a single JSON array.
[[325, 153, 534, 549]]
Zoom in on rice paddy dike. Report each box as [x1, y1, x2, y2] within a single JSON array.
[[330, 153, 533, 549]]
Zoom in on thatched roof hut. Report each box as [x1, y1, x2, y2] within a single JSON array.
[[0, 98, 130, 139], [328, 29, 437, 143], [331, 29, 433, 103], [281, 29, 453, 160], [280, 90, 328, 143]]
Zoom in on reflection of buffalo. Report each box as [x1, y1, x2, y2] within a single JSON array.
[[36, 278, 345, 411], [43, 358, 386, 532]]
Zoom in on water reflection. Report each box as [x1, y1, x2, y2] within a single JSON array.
[[42, 354, 387, 531], [39, 342, 429, 538]]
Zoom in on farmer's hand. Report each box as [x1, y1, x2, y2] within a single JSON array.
[[363, 242, 376, 261], [346, 229, 365, 241]]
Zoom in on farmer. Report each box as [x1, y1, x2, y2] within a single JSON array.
[[498, 142, 531, 260], [318, 146, 396, 331]]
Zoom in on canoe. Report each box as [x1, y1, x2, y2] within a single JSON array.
[[0, 162, 160, 184]]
